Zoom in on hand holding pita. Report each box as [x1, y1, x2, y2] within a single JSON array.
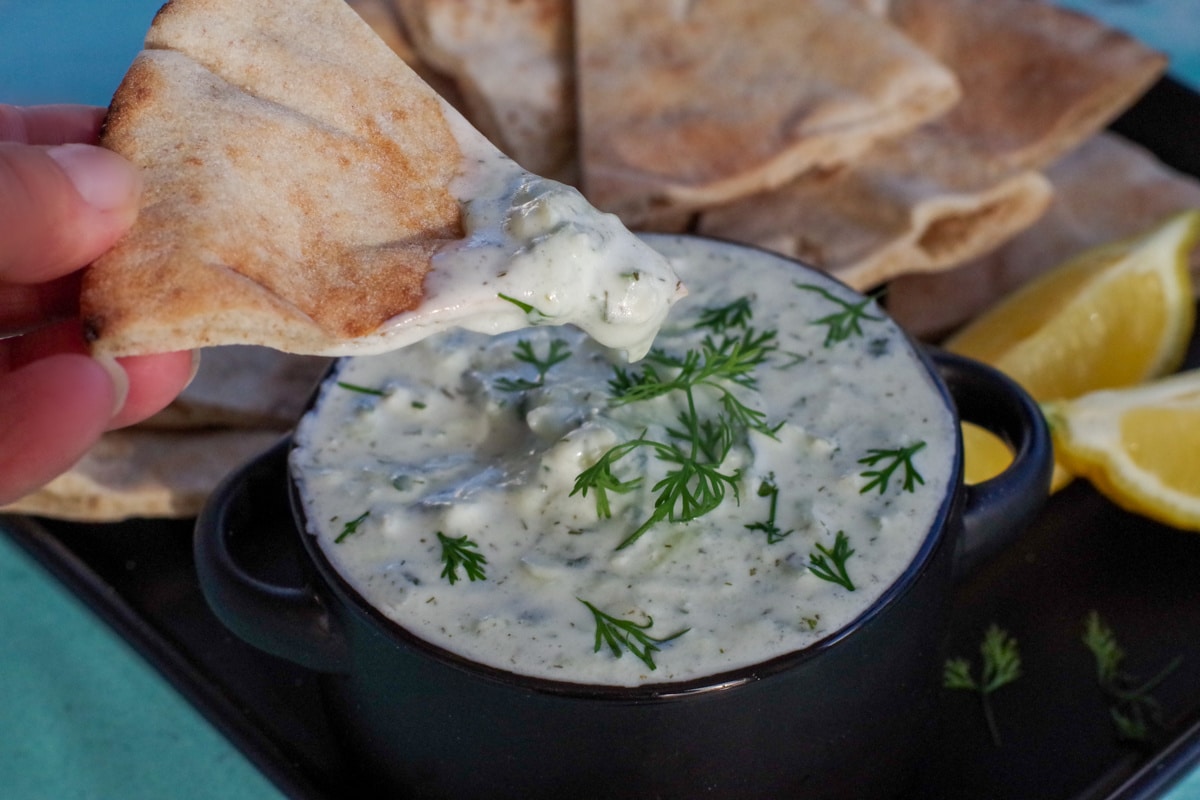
[[0, 104, 195, 505]]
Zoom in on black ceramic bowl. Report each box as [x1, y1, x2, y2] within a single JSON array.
[[196, 239, 1052, 800]]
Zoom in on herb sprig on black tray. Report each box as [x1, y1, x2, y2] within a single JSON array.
[[944, 624, 1023, 746], [1083, 611, 1182, 743]]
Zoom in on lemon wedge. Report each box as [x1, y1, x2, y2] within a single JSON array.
[[945, 210, 1200, 488], [1043, 370, 1200, 531], [960, 422, 1012, 484]]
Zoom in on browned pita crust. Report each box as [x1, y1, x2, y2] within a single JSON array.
[[396, 0, 576, 182], [888, 0, 1167, 176], [887, 133, 1200, 340], [82, 0, 470, 357], [345, 0, 465, 105], [0, 429, 282, 522], [575, 0, 960, 225]]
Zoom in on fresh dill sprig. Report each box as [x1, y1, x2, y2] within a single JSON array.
[[1082, 610, 1182, 743], [337, 381, 387, 396], [570, 436, 647, 520], [695, 296, 754, 333], [578, 598, 689, 671], [437, 532, 488, 585], [572, 426, 742, 549], [571, 325, 781, 549], [944, 624, 1022, 746], [858, 441, 927, 494], [807, 531, 855, 590], [744, 474, 794, 544], [495, 338, 572, 392], [610, 328, 779, 409], [497, 292, 550, 319], [334, 510, 370, 543], [795, 284, 884, 347]]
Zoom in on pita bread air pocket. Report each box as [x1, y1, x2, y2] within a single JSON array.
[[81, 0, 682, 362]]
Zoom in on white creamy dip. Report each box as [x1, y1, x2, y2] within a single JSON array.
[[292, 236, 958, 686], [332, 116, 683, 361]]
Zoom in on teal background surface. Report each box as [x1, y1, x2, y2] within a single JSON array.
[[2, 1, 1199, 798], [0, 535, 282, 799]]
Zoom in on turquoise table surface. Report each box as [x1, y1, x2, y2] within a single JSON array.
[[2, 2, 1200, 799], [0, 533, 282, 800], [3, 4, 289, 798]]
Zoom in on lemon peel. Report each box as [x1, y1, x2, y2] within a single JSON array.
[[1043, 370, 1200, 531]]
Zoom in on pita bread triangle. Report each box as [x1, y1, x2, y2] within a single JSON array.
[[574, 0, 961, 225], [697, 0, 1165, 290], [395, 0, 577, 183], [887, 132, 1200, 340], [1, 427, 285, 522], [82, 0, 680, 360]]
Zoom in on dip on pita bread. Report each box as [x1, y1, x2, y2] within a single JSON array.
[[82, 0, 682, 362]]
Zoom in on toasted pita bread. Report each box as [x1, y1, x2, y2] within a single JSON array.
[[887, 0, 1168, 175], [139, 346, 331, 430], [848, 0, 890, 14], [345, 0, 465, 105], [698, 157, 1054, 291], [1, 429, 282, 522], [81, 0, 470, 357], [395, 0, 576, 182], [575, 0, 960, 225], [887, 133, 1200, 340], [83, 0, 681, 361], [697, 0, 1164, 289]]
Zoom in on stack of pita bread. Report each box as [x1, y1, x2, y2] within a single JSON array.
[[368, 0, 1188, 294], [7, 0, 1200, 521], [367, 0, 1200, 328], [4, 348, 330, 521]]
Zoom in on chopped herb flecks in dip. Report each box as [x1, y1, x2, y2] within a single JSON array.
[[338, 127, 683, 361], [292, 236, 957, 686]]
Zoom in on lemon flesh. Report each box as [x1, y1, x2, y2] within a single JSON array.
[[961, 422, 1011, 485], [1045, 371, 1200, 531], [946, 210, 1200, 489]]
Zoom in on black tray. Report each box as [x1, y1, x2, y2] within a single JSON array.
[[5, 76, 1200, 799]]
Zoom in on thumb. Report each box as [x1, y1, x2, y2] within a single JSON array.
[[0, 141, 140, 284]]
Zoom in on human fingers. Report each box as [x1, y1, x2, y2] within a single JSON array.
[[0, 140, 140, 284], [0, 321, 196, 429], [0, 353, 115, 505], [0, 273, 80, 335], [0, 347, 195, 503], [109, 350, 198, 429], [0, 104, 105, 146]]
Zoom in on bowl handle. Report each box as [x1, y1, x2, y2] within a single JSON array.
[[194, 436, 350, 673], [929, 349, 1054, 578]]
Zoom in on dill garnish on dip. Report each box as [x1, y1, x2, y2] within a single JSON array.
[[291, 236, 957, 687]]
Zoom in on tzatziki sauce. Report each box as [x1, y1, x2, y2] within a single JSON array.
[[292, 235, 958, 687], [328, 115, 683, 361]]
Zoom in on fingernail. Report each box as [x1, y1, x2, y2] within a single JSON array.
[[92, 353, 130, 417], [46, 143, 140, 213], [184, 349, 203, 390]]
